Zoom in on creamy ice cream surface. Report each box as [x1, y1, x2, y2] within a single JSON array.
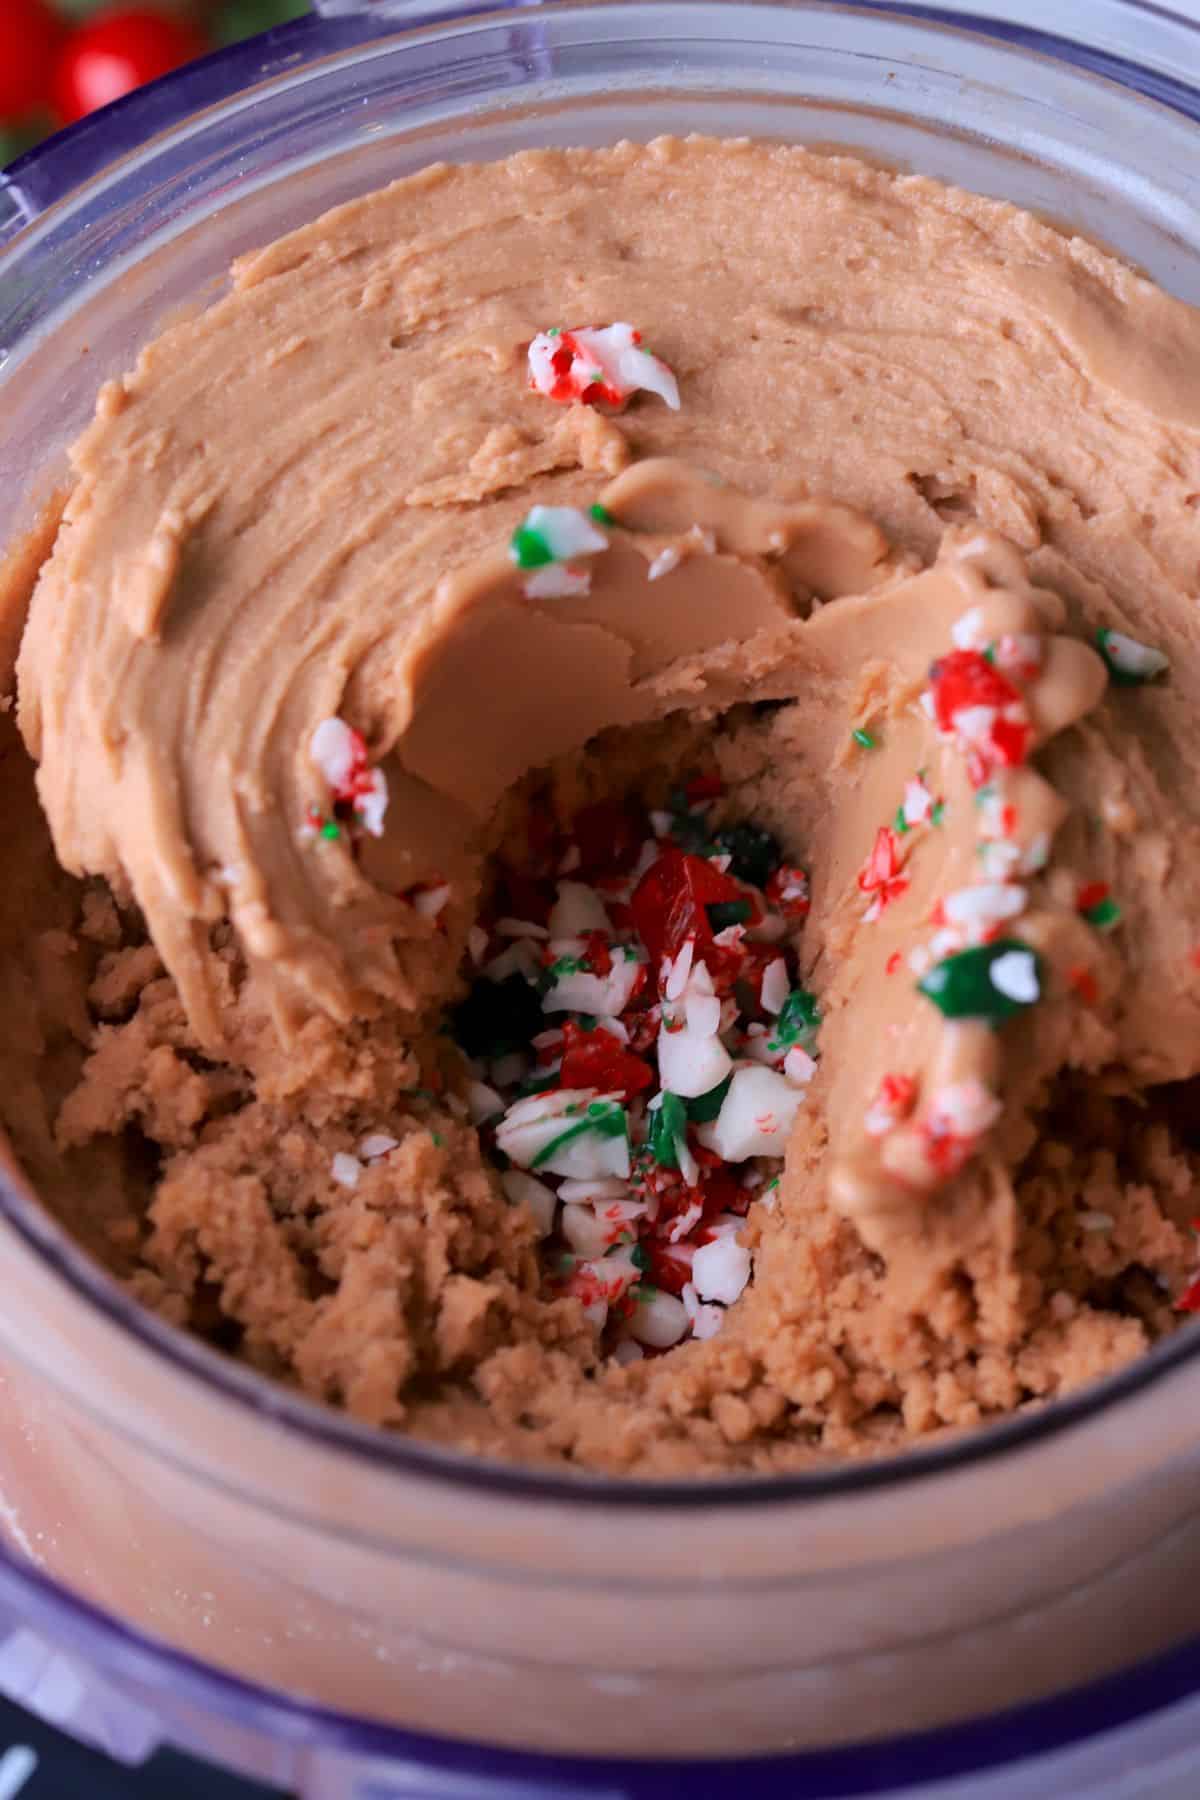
[[6, 135, 1200, 1475]]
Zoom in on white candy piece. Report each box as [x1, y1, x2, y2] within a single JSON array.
[[517, 504, 608, 563], [562, 1201, 615, 1260], [760, 957, 790, 1016], [359, 1133, 399, 1161], [943, 884, 1027, 928], [704, 1064, 805, 1161], [783, 1047, 817, 1088], [501, 1168, 559, 1237], [528, 323, 680, 411], [496, 1088, 631, 1181], [548, 881, 610, 939], [1101, 629, 1169, 680], [558, 1176, 629, 1205], [989, 948, 1040, 1004], [657, 1020, 733, 1099], [355, 769, 389, 837], [682, 1280, 725, 1340], [542, 954, 643, 1018], [903, 778, 933, 827], [951, 606, 988, 651], [524, 565, 592, 600], [629, 1288, 689, 1349], [927, 1079, 1002, 1139], [579, 1246, 641, 1304], [647, 545, 682, 581], [310, 717, 356, 791], [691, 1234, 752, 1306], [954, 704, 998, 744], [663, 937, 695, 1001], [330, 1152, 361, 1190]]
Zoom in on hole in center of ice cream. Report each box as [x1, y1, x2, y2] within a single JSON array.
[[452, 747, 816, 1356]]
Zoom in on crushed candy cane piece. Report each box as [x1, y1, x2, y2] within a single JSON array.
[[524, 564, 592, 600], [692, 1234, 752, 1306], [858, 825, 909, 918], [309, 716, 390, 838], [359, 1133, 399, 1161], [647, 546, 682, 582], [510, 504, 608, 570], [865, 1072, 918, 1138], [528, 323, 680, 411], [918, 939, 1041, 1021], [1096, 627, 1169, 685], [330, 1151, 362, 1189], [902, 776, 934, 828]]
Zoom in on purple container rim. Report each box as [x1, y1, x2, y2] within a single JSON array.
[[3, 0, 1200, 1781], [6, 1523, 1200, 1792]]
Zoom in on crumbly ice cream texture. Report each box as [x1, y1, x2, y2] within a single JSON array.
[[7, 136, 1200, 1473]]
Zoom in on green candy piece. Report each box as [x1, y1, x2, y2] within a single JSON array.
[[648, 1092, 688, 1168], [1084, 897, 1122, 930], [768, 987, 821, 1054], [706, 898, 752, 932], [530, 1099, 628, 1169], [917, 939, 1042, 1024], [852, 728, 876, 749], [510, 525, 553, 569], [589, 502, 615, 525], [687, 1073, 732, 1123]]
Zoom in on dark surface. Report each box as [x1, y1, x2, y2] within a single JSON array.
[[0, 1695, 287, 1799]]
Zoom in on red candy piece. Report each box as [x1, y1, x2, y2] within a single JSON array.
[[766, 864, 811, 919], [857, 825, 910, 913], [540, 331, 625, 408], [1075, 881, 1110, 915], [929, 649, 1021, 733], [631, 848, 746, 968], [572, 799, 648, 880], [1176, 1273, 1200, 1314], [1067, 965, 1099, 1006], [685, 772, 724, 804], [875, 1073, 917, 1117], [557, 1022, 653, 1100]]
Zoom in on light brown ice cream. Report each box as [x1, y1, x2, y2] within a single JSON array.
[[8, 136, 1200, 1474]]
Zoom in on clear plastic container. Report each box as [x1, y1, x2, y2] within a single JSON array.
[[5, 3, 1200, 1794]]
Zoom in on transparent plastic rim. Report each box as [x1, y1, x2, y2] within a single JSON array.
[[2, 0, 1200, 1520], [6, 1506, 1200, 1790]]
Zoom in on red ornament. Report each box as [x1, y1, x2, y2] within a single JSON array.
[[53, 9, 209, 127], [0, 0, 64, 124]]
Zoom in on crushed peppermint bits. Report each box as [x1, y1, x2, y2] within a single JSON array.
[[527, 324, 680, 412], [304, 717, 389, 841], [453, 778, 815, 1353]]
